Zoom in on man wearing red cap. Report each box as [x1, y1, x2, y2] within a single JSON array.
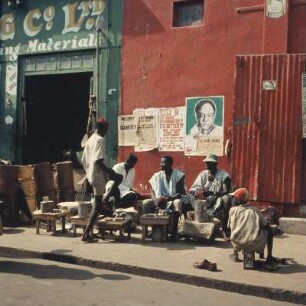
[[81, 117, 122, 242], [228, 188, 276, 267]]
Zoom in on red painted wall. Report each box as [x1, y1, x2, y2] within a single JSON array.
[[288, 2, 306, 52], [120, 0, 306, 198]]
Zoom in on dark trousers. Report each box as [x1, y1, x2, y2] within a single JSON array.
[[118, 192, 138, 208]]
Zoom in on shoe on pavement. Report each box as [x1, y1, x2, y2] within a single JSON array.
[[194, 259, 217, 271]]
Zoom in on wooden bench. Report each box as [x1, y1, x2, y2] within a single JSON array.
[[96, 218, 131, 241], [32, 209, 68, 236], [140, 214, 170, 242], [69, 215, 104, 237]]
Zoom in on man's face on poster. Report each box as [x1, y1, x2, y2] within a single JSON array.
[[196, 102, 216, 132]]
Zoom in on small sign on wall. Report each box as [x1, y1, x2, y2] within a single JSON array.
[[262, 80, 277, 91], [266, 0, 287, 19]]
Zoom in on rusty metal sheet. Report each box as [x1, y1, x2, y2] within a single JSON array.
[[233, 54, 306, 204]]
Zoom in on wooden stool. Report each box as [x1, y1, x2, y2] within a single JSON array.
[[32, 209, 68, 236], [96, 218, 131, 241], [140, 214, 170, 242], [69, 215, 104, 237], [243, 250, 255, 269]]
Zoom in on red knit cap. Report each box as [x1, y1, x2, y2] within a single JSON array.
[[229, 188, 249, 202], [97, 117, 109, 129]]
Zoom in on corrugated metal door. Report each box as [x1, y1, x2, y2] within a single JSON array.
[[232, 54, 306, 204]]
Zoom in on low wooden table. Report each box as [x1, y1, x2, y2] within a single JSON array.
[[96, 218, 131, 241], [69, 215, 104, 237], [140, 214, 170, 242], [32, 209, 68, 236]]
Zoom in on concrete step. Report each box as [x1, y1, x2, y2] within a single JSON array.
[[279, 217, 306, 235]]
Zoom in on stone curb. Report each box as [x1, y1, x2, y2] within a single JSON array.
[[1, 246, 306, 305]]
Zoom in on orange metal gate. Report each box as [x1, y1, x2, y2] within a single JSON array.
[[232, 54, 306, 205]]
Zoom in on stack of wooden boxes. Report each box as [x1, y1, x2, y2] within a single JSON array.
[[18, 164, 37, 212], [54, 161, 75, 202], [34, 162, 57, 209]]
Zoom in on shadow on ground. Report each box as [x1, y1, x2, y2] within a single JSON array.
[[0, 260, 131, 281]]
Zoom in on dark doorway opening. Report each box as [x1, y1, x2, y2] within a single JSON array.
[[23, 72, 92, 164]]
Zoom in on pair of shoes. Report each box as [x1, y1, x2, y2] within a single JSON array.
[[194, 259, 217, 271]]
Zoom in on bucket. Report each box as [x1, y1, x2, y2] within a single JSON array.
[[194, 200, 207, 223], [78, 201, 92, 218], [37, 189, 58, 206], [40, 199, 54, 213], [243, 251, 255, 269]]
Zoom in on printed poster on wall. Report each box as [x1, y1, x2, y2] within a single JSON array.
[[133, 108, 159, 152], [118, 115, 136, 146], [159, 107, 185, 151], [265, 0, 286, 18], [185, 96, 224, 156], [6, 63, 17, 97], [302, 74, 306, 138]]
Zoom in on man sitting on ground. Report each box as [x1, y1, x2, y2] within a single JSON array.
[[143, 156, 186, 241], [189, 154, 231, 240], [228, 188, 277, 268]]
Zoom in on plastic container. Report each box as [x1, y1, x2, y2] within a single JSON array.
[[194, 200, 207, 223], [40, 196, 54, 213], [78, 201, 92, 218]]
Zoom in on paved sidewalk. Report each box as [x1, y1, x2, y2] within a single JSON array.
[[0, 225, 306, 305]]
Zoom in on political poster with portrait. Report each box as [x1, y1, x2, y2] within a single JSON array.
[[158, 107, 185, 151], [185, 96, 224, 156]]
